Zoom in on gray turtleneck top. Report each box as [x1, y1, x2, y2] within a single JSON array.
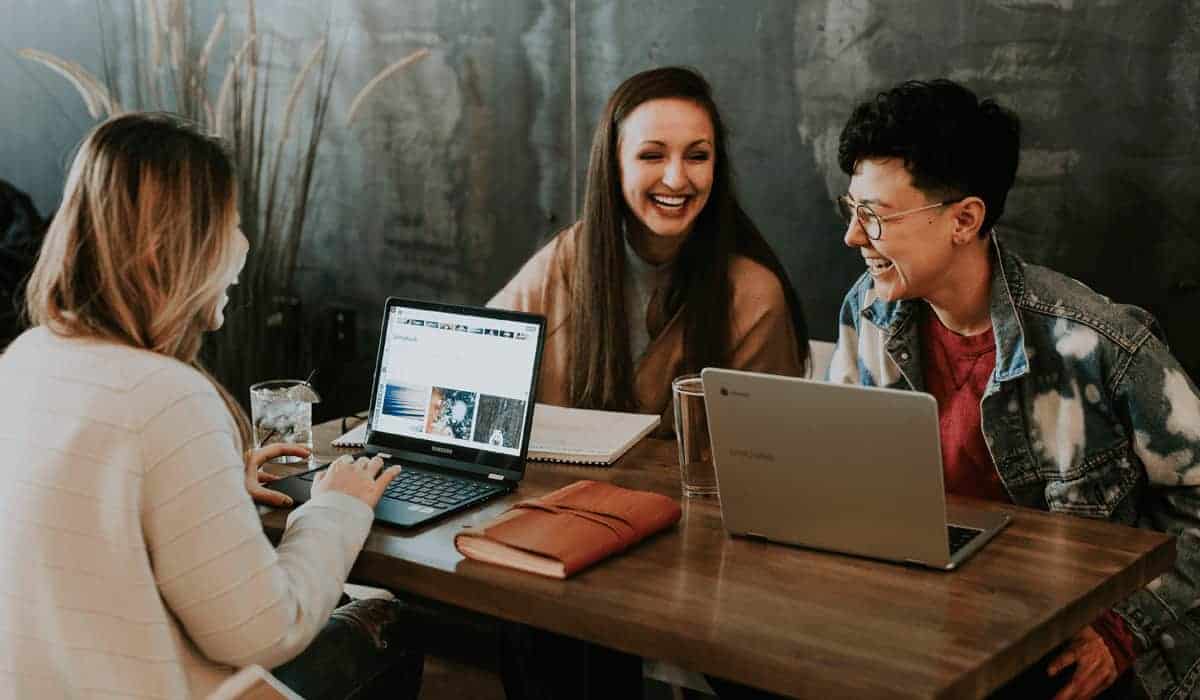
[[623, 235, 673, 363]]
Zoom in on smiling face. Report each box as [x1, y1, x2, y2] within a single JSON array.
[[210, 225, 249, 330], [617, 97, 715, 261], [844, 157, 963, 302]]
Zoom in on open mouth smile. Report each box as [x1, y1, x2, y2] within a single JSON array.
[[649, 193, 689, 208], [864, 257, 894, 275]]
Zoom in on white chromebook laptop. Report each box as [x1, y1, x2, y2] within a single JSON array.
[[700, 368, 1011, 570]]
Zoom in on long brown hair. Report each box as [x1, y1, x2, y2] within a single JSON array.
[[569, 66, 809, 410], [25, 112, 252, 447]]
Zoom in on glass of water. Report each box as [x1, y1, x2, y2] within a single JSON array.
[[672, 373, 718, 498], [250, 379, 318, 463]]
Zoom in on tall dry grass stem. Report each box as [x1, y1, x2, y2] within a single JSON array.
[[22, 0, 429, 403]]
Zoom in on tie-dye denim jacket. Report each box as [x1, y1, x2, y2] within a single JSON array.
[[828, 235, 1200, 699]]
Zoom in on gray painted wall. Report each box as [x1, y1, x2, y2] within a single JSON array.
[[3, 0, 121, 218], [3, 1, 1198, 408]]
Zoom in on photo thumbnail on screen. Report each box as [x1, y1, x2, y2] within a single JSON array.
[[425, 387, 478, 441], [472, 395, 527, 449], [381, 384, 430, 434]]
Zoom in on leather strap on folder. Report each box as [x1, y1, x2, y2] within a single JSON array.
[[457, 480, 681, 577], [510, 501, 638, 543]]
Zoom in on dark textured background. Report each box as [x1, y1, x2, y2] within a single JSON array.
[[3, 0, 1198, 415]]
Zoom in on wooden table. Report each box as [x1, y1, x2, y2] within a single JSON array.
[[260, 419, 1174, 699]]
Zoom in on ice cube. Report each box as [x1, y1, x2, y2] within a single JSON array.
[[286, 383, 322, 403]]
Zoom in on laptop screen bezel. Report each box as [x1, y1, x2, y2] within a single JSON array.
[[363, 296, 546, 482]]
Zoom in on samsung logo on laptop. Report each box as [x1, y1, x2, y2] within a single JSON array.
[[719, 386, 750, 398], [432, 446, 453, 455], [729, 448, 775, 462]]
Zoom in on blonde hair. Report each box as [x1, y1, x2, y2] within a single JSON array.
[[25, 112, 251, 447]]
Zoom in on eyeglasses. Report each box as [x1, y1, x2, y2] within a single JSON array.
[[836, 194, 964, 241]]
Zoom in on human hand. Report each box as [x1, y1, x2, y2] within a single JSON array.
[[244, 444, 311, 507], [311, 454, 402, 509], [1047, 624, 1119, 700]]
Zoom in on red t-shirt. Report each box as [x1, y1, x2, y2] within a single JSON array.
[[920, 310, 1005, 502], [920, 309, 1135, 674]]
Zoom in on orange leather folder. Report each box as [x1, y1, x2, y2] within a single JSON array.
[[454, 480, 682, 578]]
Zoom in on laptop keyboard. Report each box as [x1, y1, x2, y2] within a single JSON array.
[[297, 465, 502, 510], [948, 525, 983, 556]]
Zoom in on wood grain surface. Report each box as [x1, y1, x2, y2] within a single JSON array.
[[260, 418, 1174, 699]]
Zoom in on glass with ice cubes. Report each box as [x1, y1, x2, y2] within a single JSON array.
[[249, 379, 320, 463]]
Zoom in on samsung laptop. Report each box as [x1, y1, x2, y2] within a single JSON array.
[[701, 368, 1010, 570], [269, 297, 545, 528]]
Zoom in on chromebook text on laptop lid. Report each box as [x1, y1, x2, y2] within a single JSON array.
[[362, 297, 546, 482], [700, 368, 1010, 571]]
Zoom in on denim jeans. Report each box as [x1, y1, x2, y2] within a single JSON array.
[[272, 596, 424, 700]]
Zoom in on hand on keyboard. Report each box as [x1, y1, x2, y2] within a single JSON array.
[[312, 455, 403, 509]]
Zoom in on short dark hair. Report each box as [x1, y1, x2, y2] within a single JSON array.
[[837, 79, 1020, 234]]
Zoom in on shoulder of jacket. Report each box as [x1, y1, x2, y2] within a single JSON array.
[[728, 255, 787, 304], [1014, 257, 1162, 349], [521, 224, 579, 285]]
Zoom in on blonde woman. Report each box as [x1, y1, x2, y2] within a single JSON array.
[[0, 113, 422, 699]]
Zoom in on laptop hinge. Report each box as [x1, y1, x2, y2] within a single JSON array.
[[487, 473, 505, 481]]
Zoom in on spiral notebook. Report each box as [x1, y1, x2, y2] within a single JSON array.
[[333, 403, 660, 466]]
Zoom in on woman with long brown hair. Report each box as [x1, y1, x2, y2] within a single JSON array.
[[493, 66, 810, 699], [491, 65, 809, 425], [0, 112, 421, 699]]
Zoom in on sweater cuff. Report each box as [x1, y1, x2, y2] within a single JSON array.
[[286, 491, 375, 544]]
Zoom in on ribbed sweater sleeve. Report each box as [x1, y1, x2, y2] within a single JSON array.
[[138, 375, 374, 671]]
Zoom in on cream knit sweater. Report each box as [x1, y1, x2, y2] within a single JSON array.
[[0, 327, 374, 698]]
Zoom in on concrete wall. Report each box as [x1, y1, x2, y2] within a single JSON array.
[[3, 0, 1198, 407], [2, 0, 124, 217]]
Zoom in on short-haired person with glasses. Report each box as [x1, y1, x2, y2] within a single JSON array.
[[830, 79, 1200, 700]]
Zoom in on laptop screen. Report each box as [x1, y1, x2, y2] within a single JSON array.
[[364, 298, 544, 479]]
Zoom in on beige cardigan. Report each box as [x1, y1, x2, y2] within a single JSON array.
[[489, 226, 805, 426], [0, 327, 374, 698]]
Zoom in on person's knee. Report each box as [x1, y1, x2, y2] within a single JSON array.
[[330, 597, 406, 651]]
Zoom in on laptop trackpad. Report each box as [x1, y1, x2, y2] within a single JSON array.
[[375, 497, 438, 526]]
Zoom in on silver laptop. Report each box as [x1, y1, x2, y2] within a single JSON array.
[[701, 368, 1010, 570]]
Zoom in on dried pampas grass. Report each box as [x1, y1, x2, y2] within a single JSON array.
[[346, 48, 430, 125], [21, 0, 429, 402], [18, 49, 119, 118]]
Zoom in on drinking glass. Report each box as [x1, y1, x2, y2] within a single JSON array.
[[672, 374, 718, 497], [250, 379, 316, 463]]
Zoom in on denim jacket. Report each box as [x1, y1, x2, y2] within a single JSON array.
[[829, 234, 1200, 699]]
